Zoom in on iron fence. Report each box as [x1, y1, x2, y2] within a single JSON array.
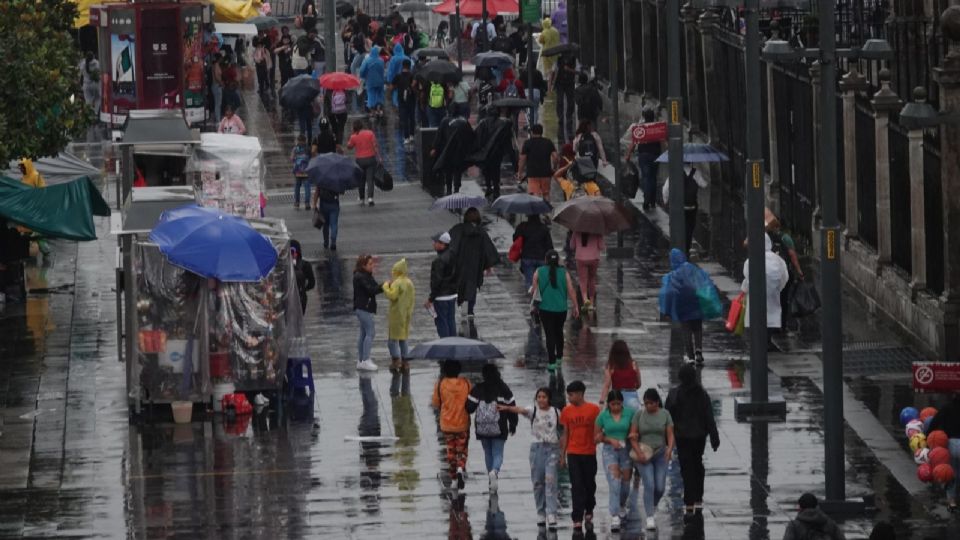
[[924, 146, 944, 293], [772, 63, 815, 243], [888, 124, 912, 273], [855, 100, 878, 248]]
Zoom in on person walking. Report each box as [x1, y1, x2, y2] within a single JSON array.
[[472, 107, 513, 199], [431, 359, 473, 491], [599, 340, 642, 412], [595, 390, 636, 533], [392, 60, 416, 144], [311, 183, 340, 251], [80, 51, 101, 114], [517, 124, 557, 199], [520, 68, 548, 129], [274, 33, 295, 90], [211, 54, 224, 123], [426, 232, 458, 338], [783, 493, 846, 540], [431, 111, 475, 195], [291, 134, 311, 210], [575, 73, 603, 129], [559, 380, 601, 531], [569, 231, 604, 310], [324, 87, 350, 145], [659, 248, 721, 363], [513, 214, 553, 290], [217, 105, 246, 134], [426, 78, 448, 128], [290, 240, 315, 314], [347, 119, 381, 207], [385, 43, 408, 107], [741, 233, 789, 349], [662, 165, 708, 254], [359, 45, 386, 120], [552, 53, 577, 144], [928, 394, 960, 512], [466, 364, 518, 493], [312, 117, 339, 155], [252, 37, 273, 95], [498, 387, 562, 530], [628, 388, 674, 531], [624, 108, 665, 210], [448, 208, 499, 318], [382, 259, 415, 373], [353, 254, 382, 372], [665, 363, 720, 515], [765, 215, 805, 330], [451, 78, 472, 119], [538, 18, 561, 75], [533, 250, 579, 371]]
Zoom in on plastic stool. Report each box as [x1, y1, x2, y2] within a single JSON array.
[[285, 357, 316, 403]]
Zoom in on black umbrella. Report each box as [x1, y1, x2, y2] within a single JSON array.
[[408, 337, 504, 362], [336, 1, 355, 17], [279, 75, 320, 109], [491, 97, 535, 109], [306, 153, 363, 193], [396, 1, 431, 12], [473, 51, 514, 69], [417, 60, 462, 84], [412, 47, 450, 61], [247, 16, 280, 31], [541, 42, 580, 57]]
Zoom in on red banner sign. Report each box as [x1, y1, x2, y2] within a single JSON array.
[[913, 362, 960, 393], [630, 122, 667, 145]]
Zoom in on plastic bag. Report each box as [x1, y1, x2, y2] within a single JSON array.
[[373, 163, 393, 191], [790, 281, 821, 317], [726, 292, 745, 332], [620, 161, 640, 199], [508, 236, 523, 263], [696, 283, 722, 320]]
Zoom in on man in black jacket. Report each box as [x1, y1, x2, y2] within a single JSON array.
[[426, 232, 458, 337], [574, 73, 603, 130], [665, 363, 720, 514], [783, 493, 846, 540]]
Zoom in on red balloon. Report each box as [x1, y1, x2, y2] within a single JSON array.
[[928, 446, 951, 467], [926, 430, 949, 449], [917, 463, 933, 483], [933, 463, 955, 485], [919, 407, 938, 421]]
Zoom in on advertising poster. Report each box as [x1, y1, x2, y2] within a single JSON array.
[[109, 9, 137, 117], [140, 8, 182, 109], [182, 6, 205, 122]]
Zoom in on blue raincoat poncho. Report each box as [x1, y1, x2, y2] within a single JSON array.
[[658, 248, 722, 321], [386, 43, 408, 106], [359, 45, 386, 108]]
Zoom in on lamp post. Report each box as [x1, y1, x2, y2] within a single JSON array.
[[456, 0, 463, 70], [666, 0, 685, 251]]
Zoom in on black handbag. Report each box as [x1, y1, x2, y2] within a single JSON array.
[[311, 207, 325, 229], [373, 162, 393, 191], [789, 280, 821, 317], [620, 161, 640, 198]]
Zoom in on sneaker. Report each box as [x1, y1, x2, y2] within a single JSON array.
[[695, 350, 705, 364], [610, 515, 620, 532], [488, 470, 498, 493], [546, 362, 557, 372], [536, 514, 546, 528], [456, 467, 465, 490], [646, 516, 656, 530], [619, 506, 628, 519], [546, 515, 558, 530], [367, 198, 374, 207], [357, 359, 378, 371]]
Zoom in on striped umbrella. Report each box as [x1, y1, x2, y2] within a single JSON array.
[[655, 143, 730, 163], [430, 193, 487, 210]]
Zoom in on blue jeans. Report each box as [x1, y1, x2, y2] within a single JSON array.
[[387, 339, 408, 359], [481, 437, 506, 473], [637, 154, 659, 206], [298, 107, 313, 143], [399, 102, 416, 139], [355, 309, 375, 362], [621, 390, 640, 413], [427, 106, 445, 127], [602, 444, 634, 516], [948, 438, 960, 502], [638, 448, 668, 518], [294, 177, 310, 205], [319, 200, 339, 247], [528, 88, 541, 126], [530, 442, 559, 517], [520, 258, 540, 289], [434, 298, 457, 337]]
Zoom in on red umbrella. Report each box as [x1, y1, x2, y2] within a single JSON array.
[[433, 0, 518, 18], [318, 72, 361, 91]]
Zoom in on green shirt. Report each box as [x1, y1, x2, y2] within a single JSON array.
[[633, 408, 673, 451], [537, 266, 568, 313], [595, 407, 635, 442]]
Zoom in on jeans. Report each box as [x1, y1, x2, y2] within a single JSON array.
[[676, 436, 707, 506], [255, 63, 269, 93], [294, 177, 310, 205], [528, 88, 541, 127], [427, 106, 445, 127], [567, 453, 597, 523], [555, 86, 575, 144], [298, 107, 314, 144], [530, 442, 560, 517], [211, 83, 223, 123], [602, 444, 633, 516], [538, 309, 567, 364], [356, 156, 377, 201], [319, 200, 340, 247], [683, 319, 704, 358], [637, 154, 659, 207], [948, 438, 960, 502], [434, 298, 457, 337], [621, 390, 640, 414], [355, 309, 375, 362], [399, 102, 416, 139], [520, 258, 540, 289], [576, 259, 599, 303], [481, 438, 506, 473], [638, 448, 668, 518], [387, 339, 408, 359]]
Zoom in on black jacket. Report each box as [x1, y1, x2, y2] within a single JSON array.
[[352, 270, 381, 312], [928, 399, 960, 438], [575, 83, 603, 120], [466, 379, 519, 440], [448, 222, 499, 303], [782, 509, 845, 540], [513, 220, 553, 262], [665, 382, 719, 447], [429, 247, 458, 301]]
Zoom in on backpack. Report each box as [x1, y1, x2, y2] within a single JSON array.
[[683, 169, 699, 208], [331, 90, 347, 114], [576, 134, 599, 164], [429, 82, 445, 108], [418, 31, 430, 49], [292, 145, 309, 175], [504, 80, 519, 98], [475, 400, 501, 437]]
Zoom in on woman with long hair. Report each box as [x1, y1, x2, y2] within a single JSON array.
[[347, 119, 380, 206], [599, 340, 642, 411], [628, 388, 675, 531], [352, 254, 382, 371], [466, 364, 518, 492], [431, 360, 472, 490], [532, 250, 579, 371], [595, 390, 636, 533]]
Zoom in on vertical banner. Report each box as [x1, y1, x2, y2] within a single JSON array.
[[521, 0, 542, 24], [181, 6, 205, 123], [140, 8, 182, 109], [109, 9, 137, 119]]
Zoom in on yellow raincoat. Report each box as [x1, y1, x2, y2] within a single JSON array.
[[19, 159, 45, 188], [382, 259, 415, 340], [538, 19, 561, 74]]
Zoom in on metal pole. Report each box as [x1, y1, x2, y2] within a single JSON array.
[[608, 0, 623, 249], [744, 0, 768, 403], [325, 0, 337, 73], [666, 0, 685, 250], [457, 0, 463, 70], [482, 0, 489, 51], [819, 0, 845, 502]]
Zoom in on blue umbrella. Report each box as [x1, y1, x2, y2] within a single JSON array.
[[491, 193, 552, 215], [655, 143, 730, 163], [149, 206, 277, 282], [306, 153, 363, 193], [408, 337, 504, 362], [430, 193, 487, 210]]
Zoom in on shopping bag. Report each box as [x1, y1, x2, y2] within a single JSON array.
[[508, 236, 524, 263], [311, 207, 325, 229], [373, 162, 393, 191], [696, 283, 723, 320], [790, 280, 821, 317], [734, 297, 747, 336], [725, 292, 745, 332]]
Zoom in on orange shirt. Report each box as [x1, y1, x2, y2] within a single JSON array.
[[432, 377, 472, 433], [560, 401, 601, 455], [348, 130, 378, 159]]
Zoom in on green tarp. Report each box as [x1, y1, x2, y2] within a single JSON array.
[[0, 176, 111, 241]]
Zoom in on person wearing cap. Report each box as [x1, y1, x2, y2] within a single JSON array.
[[427, 232, 458, 337], [559, 380, 601, 531], [783, 493, 845, 540]]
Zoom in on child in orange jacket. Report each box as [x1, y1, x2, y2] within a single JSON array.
[[432, 359, 472, 490]]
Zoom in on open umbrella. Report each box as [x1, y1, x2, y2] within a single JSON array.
[[655, 143, 729, 163], [397, 1, 431, 11], [306, 153, 364, 193], [319, 72, 361, 91], [416, 60, 462, 83], [148, 206, 278, 282], [473, 51, 514, 69], [541, 42, 580, 57], [408, 337, 504, 362], [430, 193, 487, 210], [280, 74, 321, 109], [433, 0, 519, 17], [491, 97, 536, 109], [492, 193, 552, 215], [552, 196, 633, 234], [247, 16, 280, 31], [412, 47, 450, 61], [336, 0, 355, 17]]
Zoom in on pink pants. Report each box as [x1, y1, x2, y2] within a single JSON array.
[[576, 259, 599, 303]]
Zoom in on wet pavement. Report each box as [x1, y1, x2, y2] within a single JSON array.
[[0, 70, 959, 539]]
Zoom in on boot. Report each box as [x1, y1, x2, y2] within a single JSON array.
[[389, 357, 402, 373]]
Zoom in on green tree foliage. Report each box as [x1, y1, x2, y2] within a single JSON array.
[[0, 0, 93, 165]]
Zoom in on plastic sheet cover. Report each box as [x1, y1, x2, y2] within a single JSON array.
[[187, 133, 265, 219]]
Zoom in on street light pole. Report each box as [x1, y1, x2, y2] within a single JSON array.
[[324, 0, 337, 73], [456, 0, 463, 70], [608, 0, 626, 253], [666, 0, 685, 250]]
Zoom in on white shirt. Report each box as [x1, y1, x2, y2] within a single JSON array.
[[471, 21, 497, 41], [522, 405, 560, 444], [661, 165, 708, 207]]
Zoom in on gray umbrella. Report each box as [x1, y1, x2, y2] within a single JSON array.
[[472, 51, 514, 69], [280, 74, 321, 109], [430, 193, 487, 210], [408, 337, 504, 362], [247, 16, 280, 31], [412, 48, 450, 61], [491, 193, 552, 215], [491, 97, 536, 109]]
